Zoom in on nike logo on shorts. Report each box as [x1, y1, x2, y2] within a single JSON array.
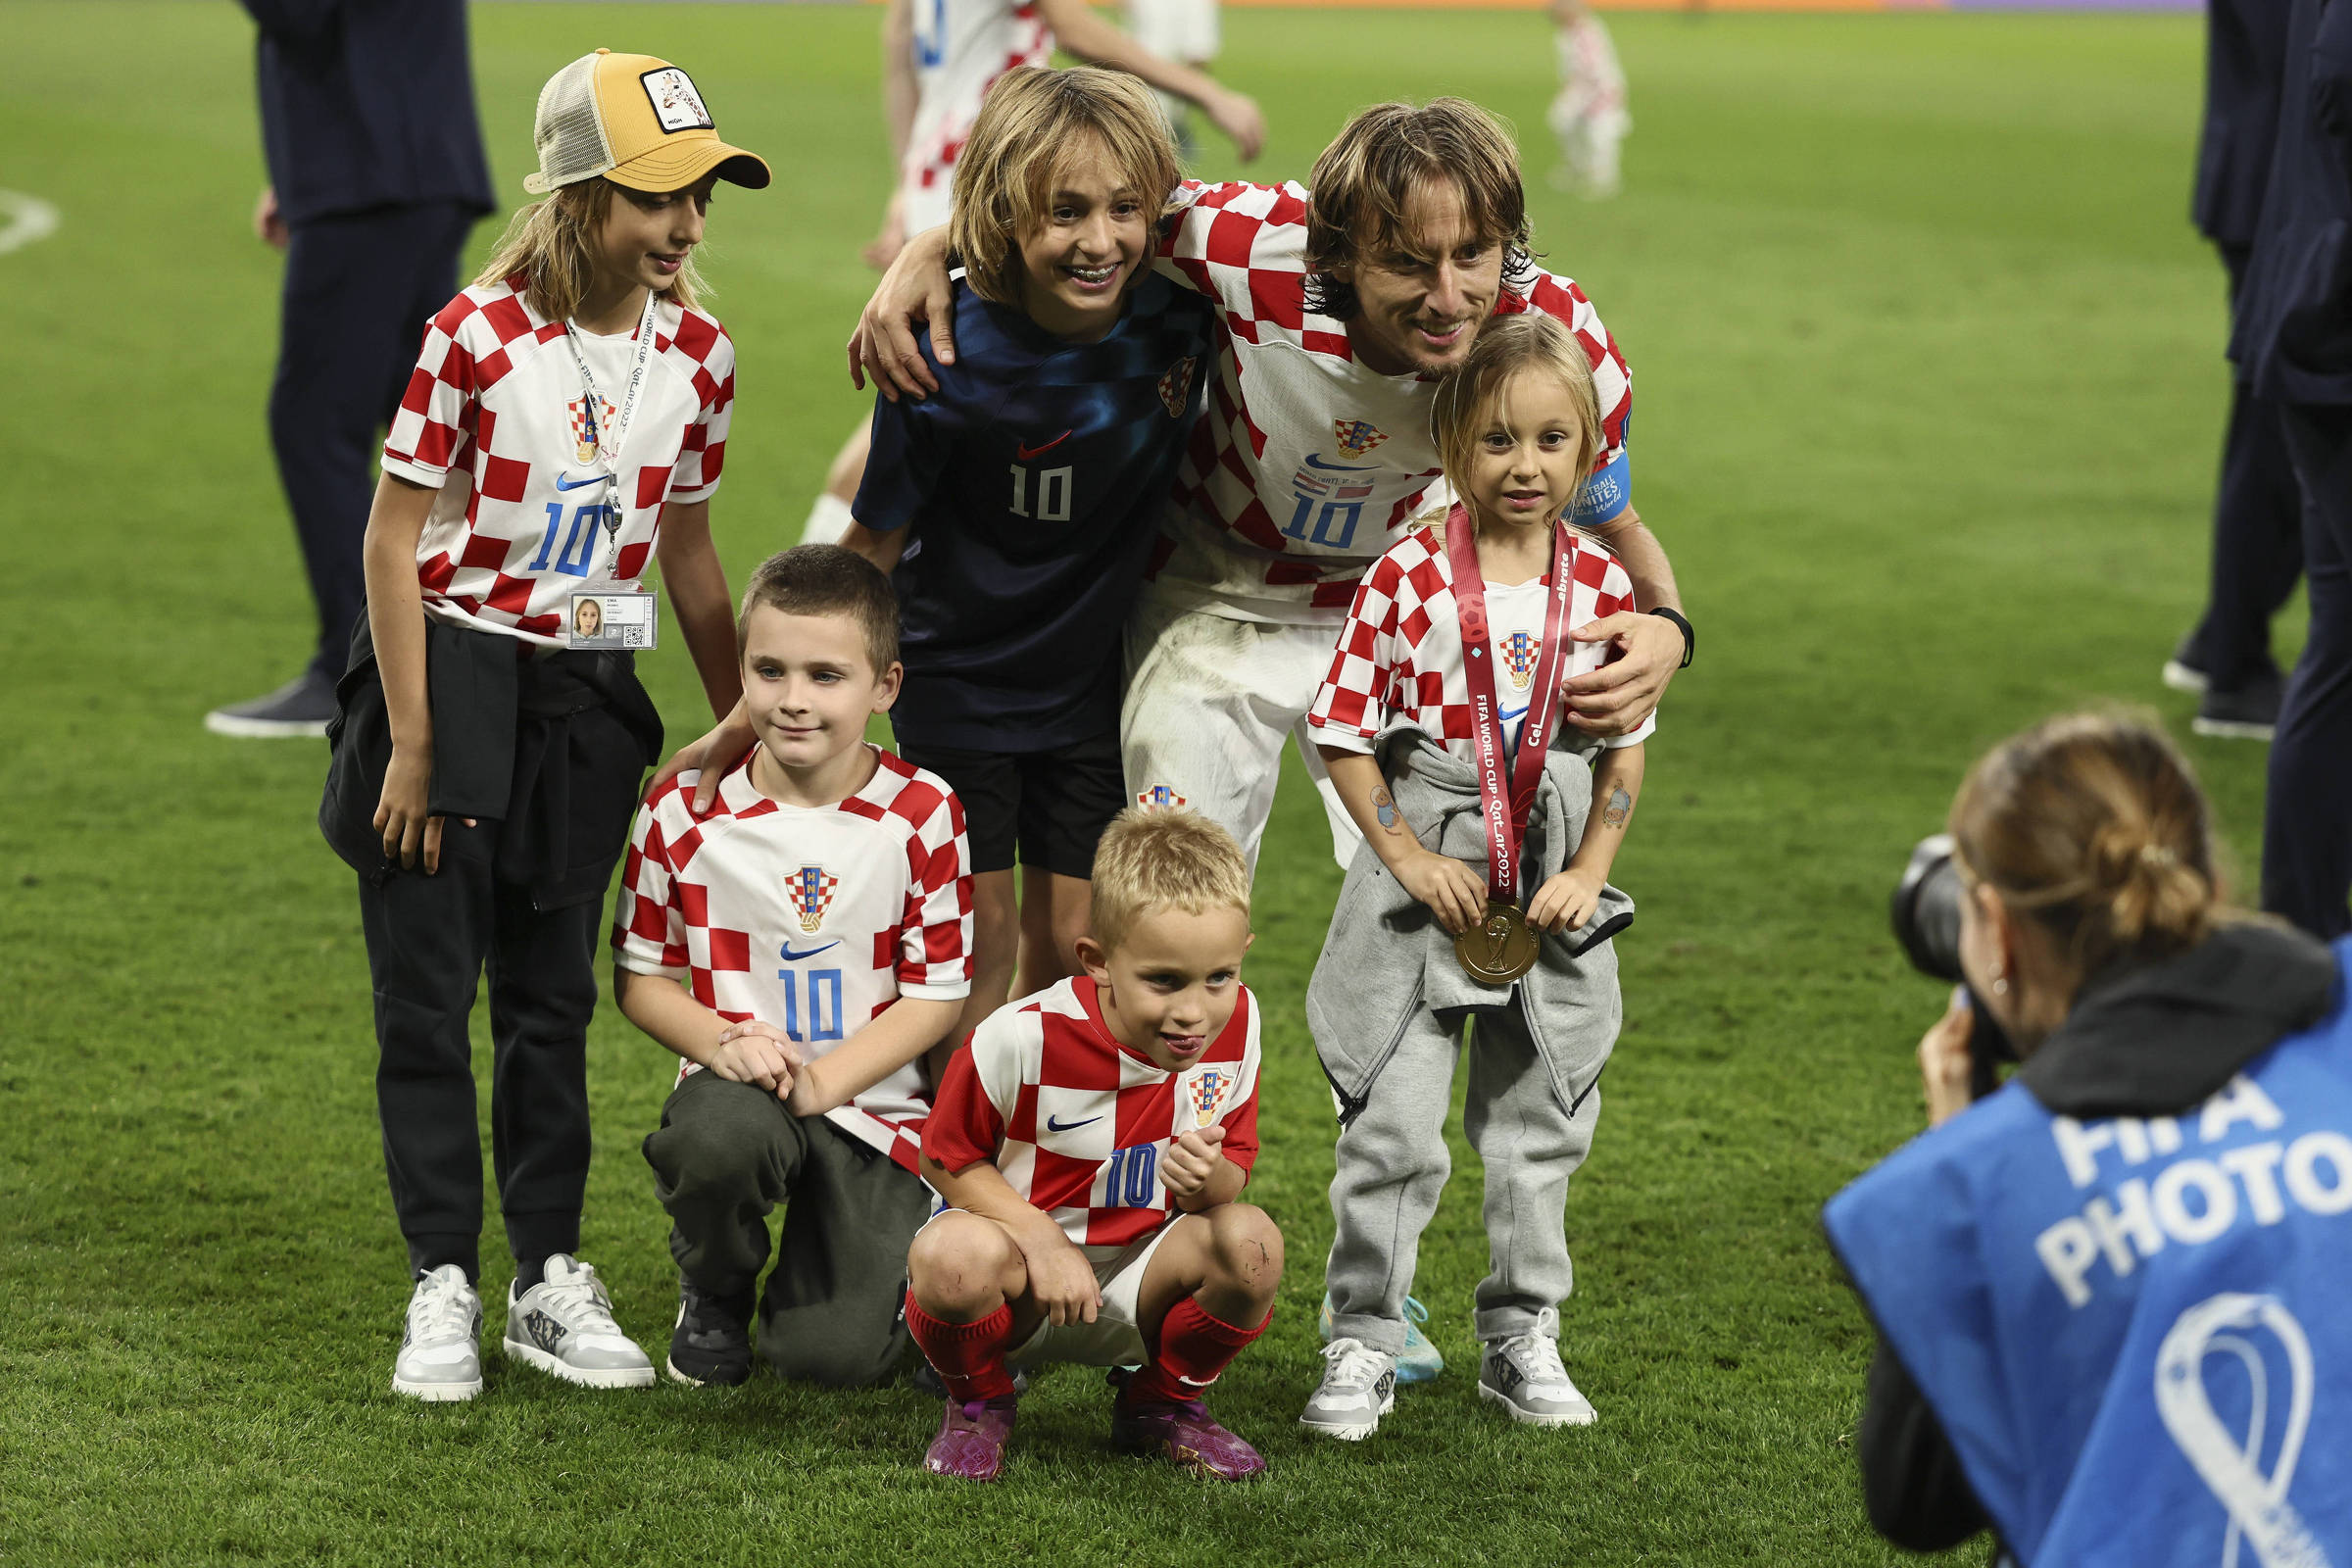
[[1016, 431, 1073, 461]]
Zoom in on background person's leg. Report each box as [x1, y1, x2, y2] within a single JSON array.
[[2262, 403, 2352, 938], [213, 203, 471, 733]]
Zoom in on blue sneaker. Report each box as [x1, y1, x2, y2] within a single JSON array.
[[1319, 1294, 1444, 1385]]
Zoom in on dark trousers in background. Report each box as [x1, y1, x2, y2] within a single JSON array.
[[271, 202, 474, 684], [2263, 402, 2352, 939], [2190, 244, 2305, 690], [644, 1071, 932, 1388], [357, 838, 600, 1285]]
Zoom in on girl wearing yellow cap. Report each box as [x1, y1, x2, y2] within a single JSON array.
[[316, 50, 768, 1402]]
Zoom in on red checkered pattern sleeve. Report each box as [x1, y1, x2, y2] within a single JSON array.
[[1212, 993, 1264, 1174], [1511, 270, 1633, 470], [1590, 550, 1658, 749], [381, 294, 481, 487], [1304, 548, 1410, 755], [611, 796, 689, 979], [897, 783, 974, 1001], [664, 314, 735, 505], [921, 1023, 1007, 1174]]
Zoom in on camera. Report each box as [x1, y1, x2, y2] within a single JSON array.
[[1889, 835, 2015, 1097]]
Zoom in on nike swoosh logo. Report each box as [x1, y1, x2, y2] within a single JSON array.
[[778, 940, 840, 962], [1016, 431, 1073, 461], [1045, 1114, 1102, 1133], [554, 471, 612, 491], [1303, 455, 1378, 471]]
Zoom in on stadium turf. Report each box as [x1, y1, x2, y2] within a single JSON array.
[[0, 4, 2277, 1562]]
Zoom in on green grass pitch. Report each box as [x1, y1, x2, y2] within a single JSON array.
[[0, 3, 2277, 1563]]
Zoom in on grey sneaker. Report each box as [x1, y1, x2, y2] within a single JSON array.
[[393, 1264, 483, 1401], [1298, 1338, 1395, 1442], [2162, 630, 2212, 695], [664, 1275, 754, 1387], [502, 1254, 655, 1390], [204, 671, 337, 738], [1478, 1308, 1595, 1428]]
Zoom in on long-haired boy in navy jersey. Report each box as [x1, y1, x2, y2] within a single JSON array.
[[669, 67, 1218, 1070]]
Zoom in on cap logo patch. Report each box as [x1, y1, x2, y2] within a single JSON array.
[[640, 68, 714, 133]]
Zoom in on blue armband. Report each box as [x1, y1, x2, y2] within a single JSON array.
[[1572, 450, 1631, 527]]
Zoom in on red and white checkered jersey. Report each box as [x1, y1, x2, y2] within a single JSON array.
[[924, 975, 1261, 1256], [1306, 520, 1655, 764], [612, 745, 973, 1172], [901, 0, 1052, 232], [381, 277, 735, 646], [1149, 179, 1634, 626]]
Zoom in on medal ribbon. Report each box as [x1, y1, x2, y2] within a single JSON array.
[[562, 290, 659, 580], [1446, 507, 1580, 905]]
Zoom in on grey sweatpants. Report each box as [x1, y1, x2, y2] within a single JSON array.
[[643, 1070, 932, 1387], [1326, 999, 1599, 1352]]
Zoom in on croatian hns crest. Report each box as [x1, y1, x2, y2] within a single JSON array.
[[639, 68, 715, 132], [1157, 356, 1198, 418], [566, 393, 617, 465], [785, 864, 839, 934], [1136, 784, 1187, 810], [1333, 418, 1388, 458], [1501, 630, 1539, 690], [1185, 1066, 1231, 1129]]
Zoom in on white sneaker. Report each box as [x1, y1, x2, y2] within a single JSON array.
[[1298, 1338, 1396, 1441], [501, 1254, 655, 1390], [1478, 1307, 1595, 1427], [393, 1264, 483, 1401]]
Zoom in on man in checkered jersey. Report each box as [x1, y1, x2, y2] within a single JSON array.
[[617, 548, 975, 1389], [852, 97, 1690, 872], [906, 808, 1283, 1482]]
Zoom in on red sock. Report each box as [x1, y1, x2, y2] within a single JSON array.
[[906, 1291, 1018, 1402], [1122, 1298, 1272, 1406]]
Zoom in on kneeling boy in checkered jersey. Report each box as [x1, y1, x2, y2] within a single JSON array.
[[906, 808, 1282, 1482], [615, 546, 974, 1388]]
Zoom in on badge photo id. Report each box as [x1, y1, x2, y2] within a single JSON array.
[[568, 590, 659, 651]]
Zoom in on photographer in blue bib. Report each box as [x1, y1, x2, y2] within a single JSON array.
[[1830, 712, 2352, 1567]]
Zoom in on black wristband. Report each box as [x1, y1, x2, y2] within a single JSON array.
[[1649, 607, 1694, 669]]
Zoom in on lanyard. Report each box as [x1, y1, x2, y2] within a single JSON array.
[[1445, 507, 1579, 905], [563, 290, 658, 579]]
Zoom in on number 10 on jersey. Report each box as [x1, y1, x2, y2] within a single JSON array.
[[1009, 464, 1073, 523]]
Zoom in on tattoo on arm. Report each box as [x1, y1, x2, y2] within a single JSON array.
[[1372, 784, 1400, 832], [1601, 784, 1633, 829]]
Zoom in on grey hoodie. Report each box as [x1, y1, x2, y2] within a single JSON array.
[[1305, 724, 1635, 1126]]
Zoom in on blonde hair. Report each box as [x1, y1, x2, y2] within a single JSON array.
[[1303, 97, 1536, 319], [1950, 710, 2223, 983], [1430, 313, 1603, 534], [1089, 808, 1251, 955], [474, 178, 709, 322], [948, 67, 1182, 310]]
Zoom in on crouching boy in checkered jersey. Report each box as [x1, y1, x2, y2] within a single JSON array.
[[615, 546, 974, 1387], [906, 808, 1282, 1482]]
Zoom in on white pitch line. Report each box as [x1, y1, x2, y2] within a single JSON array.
[[0, 191, 61, 255]]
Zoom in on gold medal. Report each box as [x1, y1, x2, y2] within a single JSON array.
[[1455, 901, 1541, 987], [576, 439, 597, 464]]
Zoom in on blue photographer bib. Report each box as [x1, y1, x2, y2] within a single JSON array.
[[1825, 941, 2352, 1568]]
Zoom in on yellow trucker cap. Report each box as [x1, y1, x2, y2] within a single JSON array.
[[522, 50, 772, 196]]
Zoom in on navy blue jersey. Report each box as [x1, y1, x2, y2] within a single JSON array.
[[855, 273, 1215, 751]]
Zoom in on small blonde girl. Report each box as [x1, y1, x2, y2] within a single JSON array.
[[318, 49, 767, 1401], [1298, 313, 1658, 1439]]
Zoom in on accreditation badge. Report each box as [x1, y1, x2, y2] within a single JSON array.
[[566, 589, 660, 651]]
